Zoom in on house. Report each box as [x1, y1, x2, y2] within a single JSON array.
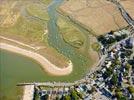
[[98, 82, 105, 89], [84, 95, 92, 100], [121, 29, 130, 35], [106, 61, 112, 68], [86, 84, 92, 90], [101, 68, 106, 73], [100, 88, 112, 98]]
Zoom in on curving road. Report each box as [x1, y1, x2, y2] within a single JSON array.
[[111, 0, 134, 29]]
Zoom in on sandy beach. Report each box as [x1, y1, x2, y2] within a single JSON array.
[[0, 43, 73, 76]]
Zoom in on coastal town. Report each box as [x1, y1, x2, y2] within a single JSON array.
[[20, 28, 134, 100], [19, 0, 134, 100], [0, 0, 134, 100]]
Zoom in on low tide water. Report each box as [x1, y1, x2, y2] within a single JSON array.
[[0, 0, 91, 99], [0, 50, 73, 100]]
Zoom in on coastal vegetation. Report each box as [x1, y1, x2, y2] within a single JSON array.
[[57, 17, 85, 49], [91, 42, 101, 52], [0, 0, 49, 42], [0, 16, 45, 42], [40, 0, 52, 5], [26, 4, 49, 21], [0, 0, 99, 100], [1, 0, 134, 100]]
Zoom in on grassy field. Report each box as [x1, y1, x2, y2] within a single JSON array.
[[26, 4, 49, 21], [0, 16, 45, 41], [40, 0, 52, 5], [56, 15, 99, 69], [0, 0, 50, 42], [57, 17, 85, 49]]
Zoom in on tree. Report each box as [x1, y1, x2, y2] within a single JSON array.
[[91, 42, 101, 52], [64, 95, 71, 100], [111, 74, 118, 86], [77, 92, 83, 99], [115, 35, 122, 42], [123, 50, 133, 57], [115, 60, 121, 65], [115, 88, 121, 93], [56, 96, 60, 100], [108, 30, 114, 35], [107, 37, 116, 44], [127, 86, 134, 94], [97, 35, 106, 45], [103, 68, 113, 79], [115, 91, 124, 99], [121, 34, 127, 39], [70, 90, 79, 100], [125, 63, 131, 71]]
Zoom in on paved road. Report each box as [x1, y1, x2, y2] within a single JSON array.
[[112, 0, 134, 29], [108, 35, 133, 51]]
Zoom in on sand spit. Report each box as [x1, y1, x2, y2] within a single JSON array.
[[0, 43, 73, 76]]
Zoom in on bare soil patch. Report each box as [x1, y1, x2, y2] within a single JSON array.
[[59, 0, 134, 35], [120, 0, 134, 19]]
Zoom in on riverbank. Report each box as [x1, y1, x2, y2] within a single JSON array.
[[0, 42, 73, 76], [57, 8, 100, 68]]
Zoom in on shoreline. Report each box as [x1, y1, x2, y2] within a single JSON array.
[[0, 42, 73, 76]]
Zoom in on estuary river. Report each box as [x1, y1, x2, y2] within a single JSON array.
[[0, 0, 91, 99]]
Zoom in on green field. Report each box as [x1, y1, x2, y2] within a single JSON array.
[[57, 17, 85, 49], [0, 0, 50, 42], [0, 16, 45, 41], [26, 3, 49, 21], [40, 0, 52, 5]]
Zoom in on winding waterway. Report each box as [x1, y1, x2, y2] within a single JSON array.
[[47, 0, 90, 78], [0, 0, 91, 99]]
